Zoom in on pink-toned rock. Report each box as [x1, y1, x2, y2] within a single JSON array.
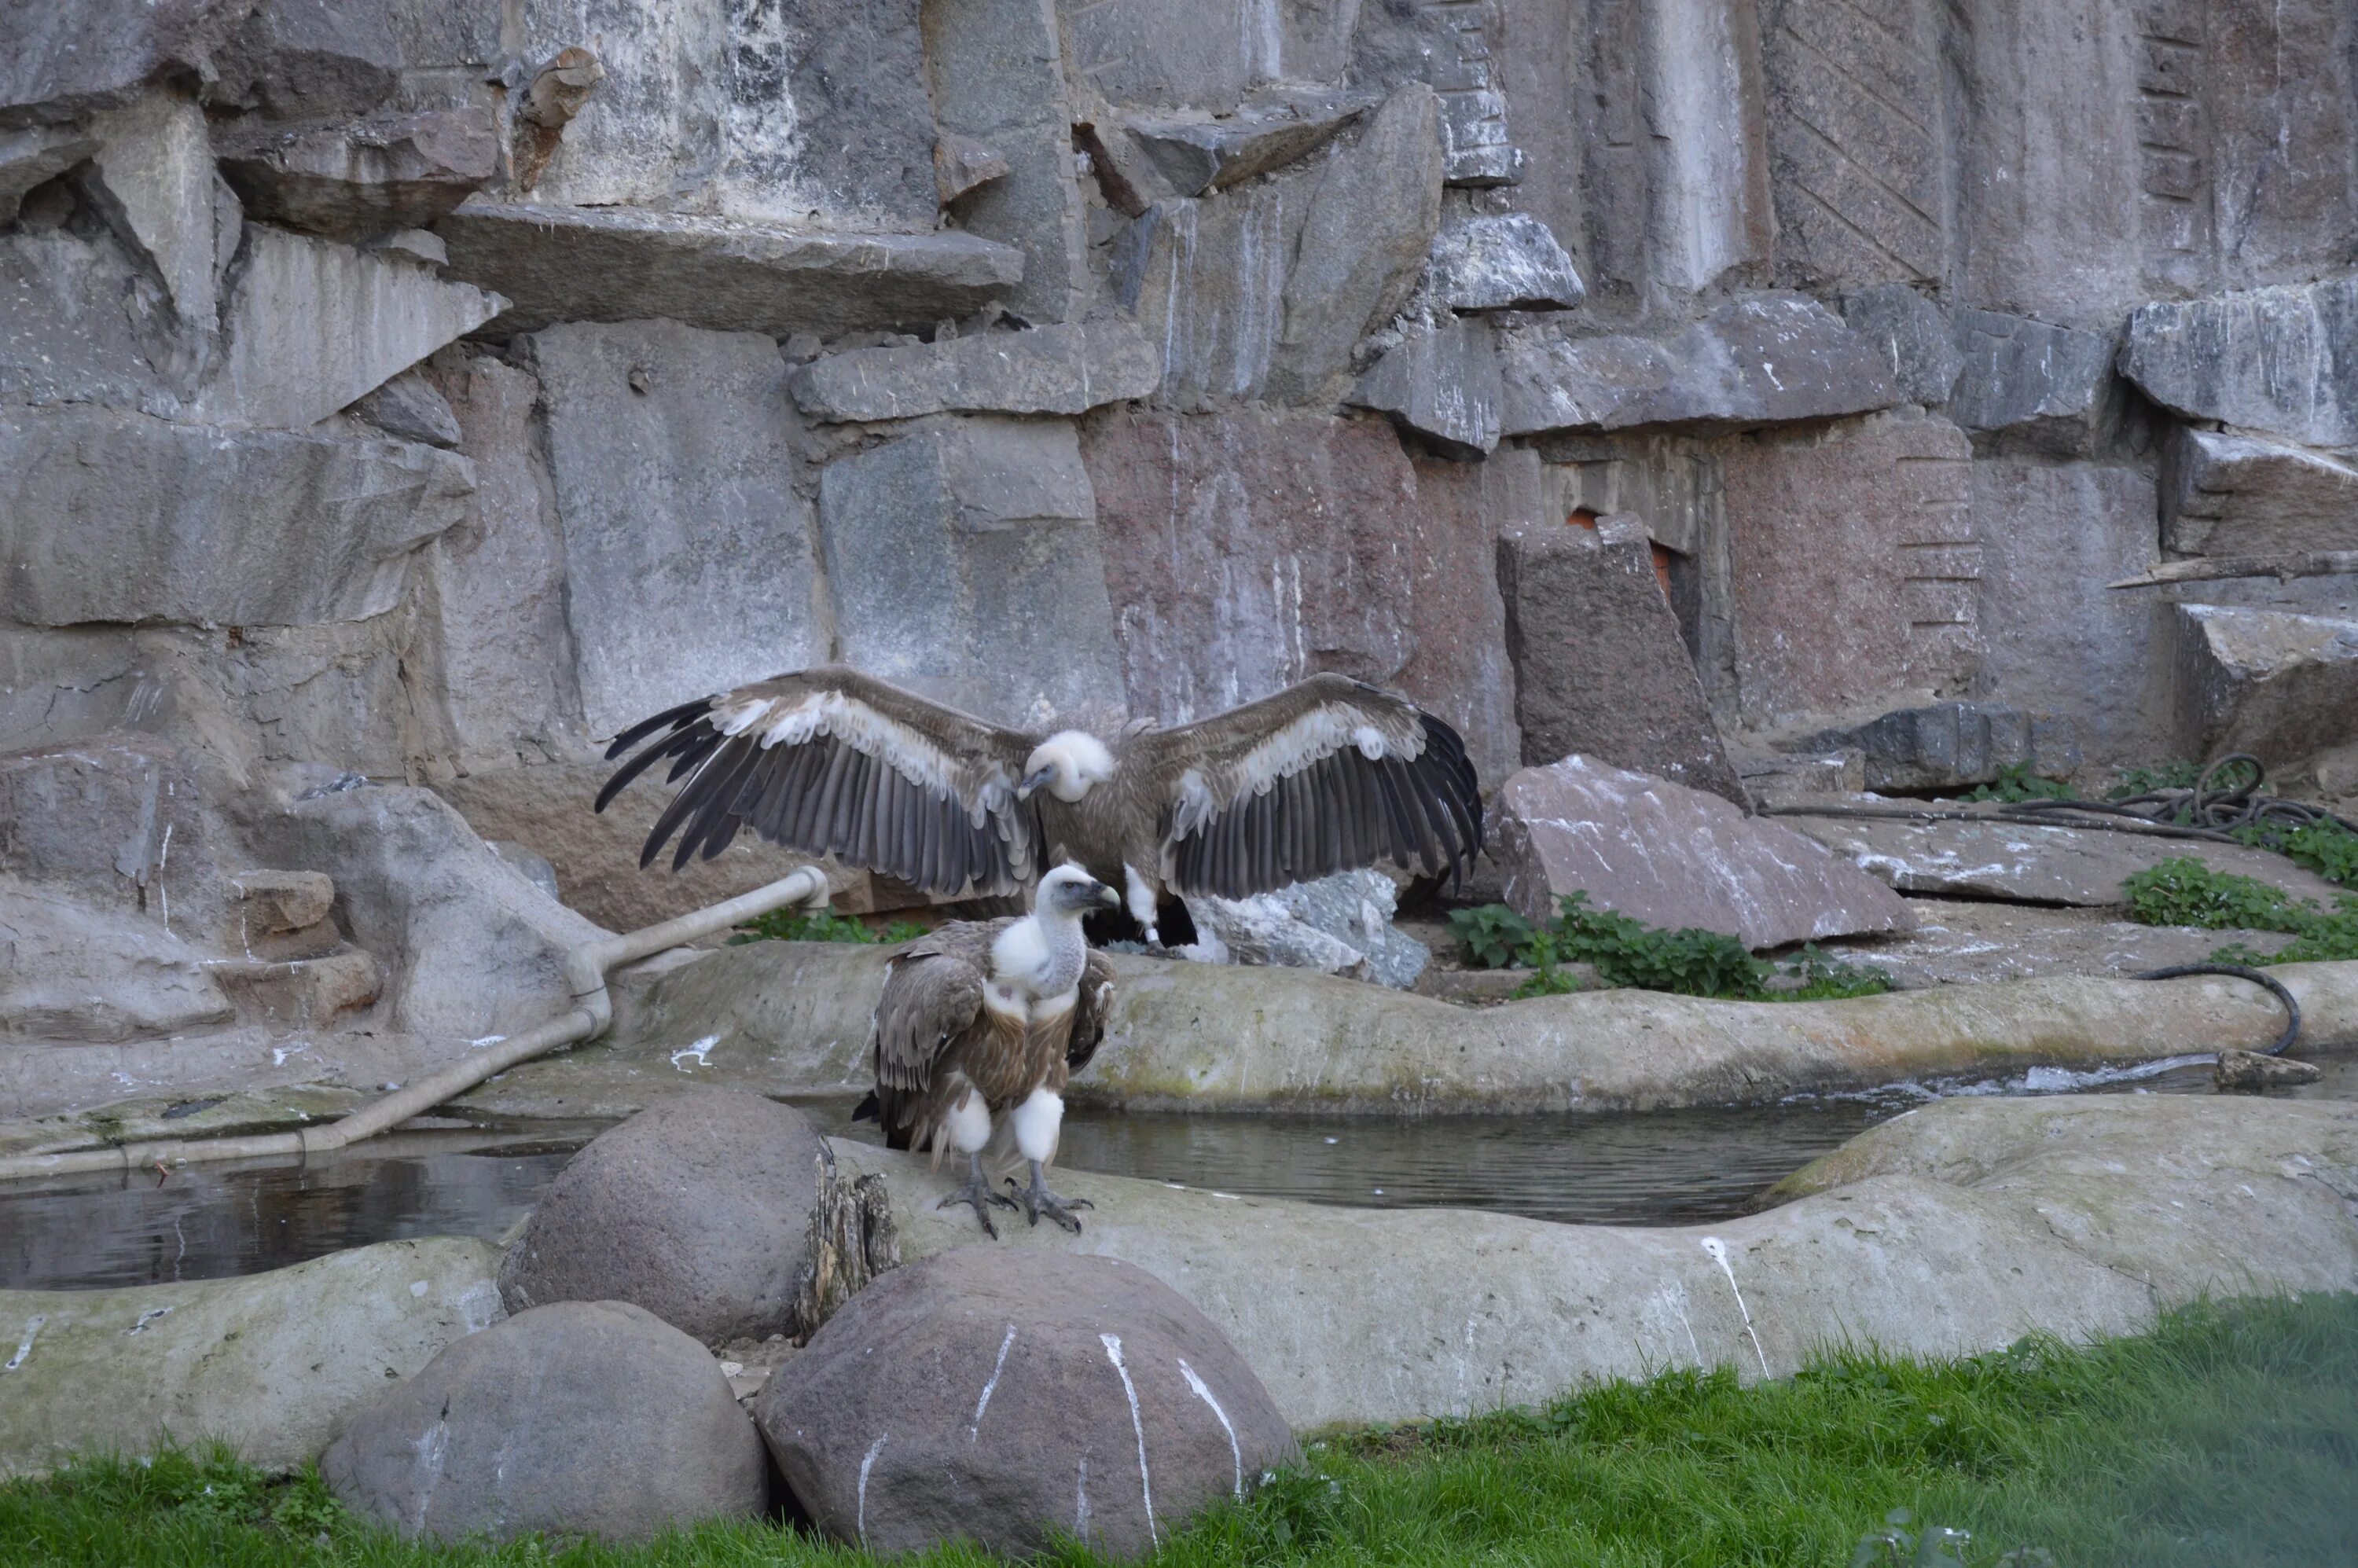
[[1488, 755, 1914, 949]]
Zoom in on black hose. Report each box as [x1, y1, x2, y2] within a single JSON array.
[[2132, 963, 2301, 1056]]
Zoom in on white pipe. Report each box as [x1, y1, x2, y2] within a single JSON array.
[[0, 868, 828, 1184]]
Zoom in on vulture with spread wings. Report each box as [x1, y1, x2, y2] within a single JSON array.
[[596, 665, 1482, 939]]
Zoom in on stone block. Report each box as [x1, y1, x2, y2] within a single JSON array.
[[2175, 604, 2358, 764], [201, 226, 505, 430], [229, 868, 334, 933], [788, 319, 1158, 423], [1347, 314, 1502, 457], [2, 196, 201, 413], [1351, 0, 1527, 186], [2161, 428, 2358, 557], [0, 409, 472, 628], [932, 133, 1006, 203], [0, 0, 255, 124], [1500, 295, 1901, 436], [1839, 285, 1963, 407], [0, 876, 233, 1043], [1058, 0, 1265, 115], [84, 93, 219, 329], [1719, 411, 1979, 724], [212, 946, 382, 1027], [348, 367, 459, 446], [527, 319, 821, 742], [2201, 0, 2358, 291], [1488, 755, 1913, 948], [1971, 460, 2169, 765], [1496, 514, 1746, 805], [1125, 97, 1365, 195], [435, 202, 1022, 338], [924, 0, 1087, 321], [1268, 84, 1445, 403], [1084, 408, 1523, 787], [1762, 0, 1945, 290], [1109, 171, 1316, 411], [0, 736, 229, 933], [215, 106, 495, 239], [1948, 308, 2121, 454], [0, 127, 98, 222], [211, 0, 402, 121], [817, 416, 1126, 728], [1185, 868, 1430, 990], [1423, 209, 1585, 312], [1790, 702, 2082, 793], [2121, 277, 2358, 451]]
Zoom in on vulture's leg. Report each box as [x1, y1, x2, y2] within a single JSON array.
[[934, 1086, 1014, 1237], [1007, 1086, 1091, 1232], [1123, 865, 1162, 949]]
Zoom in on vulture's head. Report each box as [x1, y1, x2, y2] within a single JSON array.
[[1036, 862, 1121, 916], [1019, 729, 1116, 802]]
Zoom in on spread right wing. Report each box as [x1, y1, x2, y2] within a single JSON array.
[[595, 665, 1045, 897]]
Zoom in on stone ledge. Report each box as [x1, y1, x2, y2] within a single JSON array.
[[435, 202, 1027, 337]]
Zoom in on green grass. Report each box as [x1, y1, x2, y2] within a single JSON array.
[[727, 906, 931, 947], [2120, 857, 2358, 965], [10, 1296, 2352, 1566], [1448, 895, 1893, 1002]]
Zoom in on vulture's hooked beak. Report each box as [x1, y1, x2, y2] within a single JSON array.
[[1018, 767, 1055, 799], [1091, 879, 1121, 910]]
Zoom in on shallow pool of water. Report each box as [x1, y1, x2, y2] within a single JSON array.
[[5, 1055, 2351, 1293]]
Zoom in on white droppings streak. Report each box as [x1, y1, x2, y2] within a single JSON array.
[[1100, 1333, 1158, 1545], [129, 1306, 174, 1335], [670, 1035, 718, 1070], [1074, 1456, 1090, 1539], [5, 1315, 45, 1372], [970, 1324, 1017, 1441], [1701, 1237, 1771, 1377], [1177, 1360, 1243, 1499], [856, 1434, 888, 1544]]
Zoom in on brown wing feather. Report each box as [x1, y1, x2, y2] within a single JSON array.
[[1064, 949, 1118, 1077], [1130, 674, 1482, 897], [869, 919, 1005, 1094], [595, 665, 1045, 897]]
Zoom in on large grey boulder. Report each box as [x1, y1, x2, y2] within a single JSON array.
[[1788, 702, 2081, 795], [210, 0, 402, 122], [2121, 276, 2358, 450], [1126, 97, 1365, 196], [323, 1301, 766, 1543], [499, 1090, 829, 1346], [1947, 307, 2120, 454], [1489, 755, 1913, 949], [2160, 428, 2358, 557], [1423, 209, 1585, 312], [1185, 868, 1430, 990], [83, 94, 221, 329], [215, 107, 496, 239], [0, 876, 232, 1042], [1347, 314, 1502, 455], [435, 202, 1022, 338], [1269, 83, 1445, 402], [1838, 285, 1963, 407], [2173, 604, 2358, 764], [0, 1, 255, 124], [756, 1246, 1295, 1559], [1495, 514, 1746, 805], [1780, 805, 2349, 909], [1500, 296, 1901, 436], [789, 319, 1159, 423], [0, 409, 473, 628], [0, 1237, 503, 1480]]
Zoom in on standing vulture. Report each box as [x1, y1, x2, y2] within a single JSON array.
[[857, 864, 1122, 1234], [595, 664, 1482, 941]]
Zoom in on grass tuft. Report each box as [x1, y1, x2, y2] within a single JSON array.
[[728, 906, 931, 948], [2121, 857, 2358, 965], [8, 1297, 2352, 1566], [1449, 894, 1893, 1002]]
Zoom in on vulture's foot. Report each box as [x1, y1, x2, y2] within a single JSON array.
[[938, 1155, 1017, 1238], [1010, 1159, 1093, 1233]]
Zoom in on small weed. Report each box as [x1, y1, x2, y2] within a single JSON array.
[[1452, 894, 1891, 1001], [2121, 856, 2358, 965], [2107, 760, 2203, 800], [729, 906, 930, 946], [2231, 817, 2358, 889], [1963, 765, 2072, 804]]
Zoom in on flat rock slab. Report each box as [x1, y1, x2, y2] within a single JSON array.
[[1812, 898, 2294, 990], [1489, 755, 1913, 948], [323, 1300, 766, 1543], [0, 1238, 503, 1478], [1777, 806, 2350, 909], [843, 1094, 2358, 1431], [2161, 426, 2358, 558], [436, 202, 1023, 337], [2175, 604, 2358, 764], [758, 1247, 1295, 1558], [789, 318, 1158, 421], [2121, 275, 2358, 450], [457, 938, 2358, 1118]]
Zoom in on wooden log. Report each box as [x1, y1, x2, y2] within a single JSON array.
[[2108, 551, 2358, 589]]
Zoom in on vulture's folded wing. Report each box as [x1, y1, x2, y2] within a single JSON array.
[[872, 922, 1001, 1092], [595, 666, 1044, 896], [1065, 949, 1118, 1076], [1133, 673, 1483, 898]]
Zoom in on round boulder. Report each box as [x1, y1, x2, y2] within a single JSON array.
[[321, 1300, 766, 1542], [755, 1246, 1296, 1559], [499, 1089, 826, 1344]]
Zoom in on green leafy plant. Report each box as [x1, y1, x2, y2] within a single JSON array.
[[2121, 856, 2358, 965], [2231, 817, 2358, 889], [1453, 894, 1892, 1001], [1963, 765, 2072, 804], [729, 905, 931, 946], [2106, 759, 2202, 800]]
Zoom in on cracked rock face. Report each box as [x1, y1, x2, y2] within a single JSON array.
[[321, 1299, 766, 1544], [755, 1245, 1295, 1559]]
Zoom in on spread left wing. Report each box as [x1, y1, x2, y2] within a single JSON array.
[[1129, 674, 1482, 898]]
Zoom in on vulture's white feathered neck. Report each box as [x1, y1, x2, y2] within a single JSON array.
[[1027, 729, 1117, 802], [991, 898, 1089, 999]]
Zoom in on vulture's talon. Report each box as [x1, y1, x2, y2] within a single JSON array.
[[1012, 1162, 1093, 1232], [940, 1157, 1016, 1237]]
